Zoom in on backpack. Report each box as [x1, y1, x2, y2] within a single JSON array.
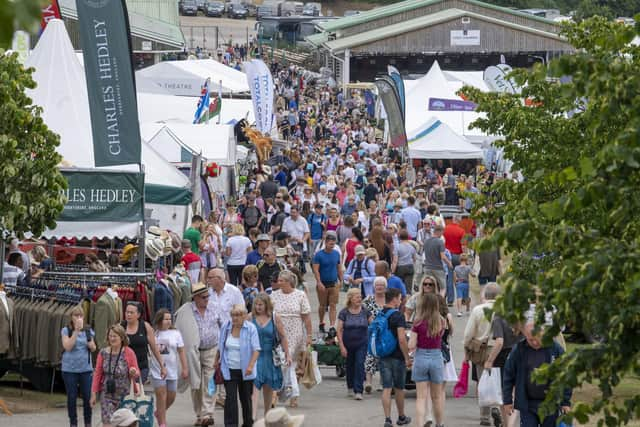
[[244, 206, 260, 228], [367, 309, 399, 358]]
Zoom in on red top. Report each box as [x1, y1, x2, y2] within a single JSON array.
[[344, 238, 359, 266], [411, 320, 443, 350], [181, 252, 201, 270], [91, 346, 140, 393], [443, 223, 465, 255]]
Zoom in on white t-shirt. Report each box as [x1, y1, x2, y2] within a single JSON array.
[[343, 167, 355, 181], [226, 235, 252, 265], [150, 329, 184, 380], [282, 217, 310, 241]]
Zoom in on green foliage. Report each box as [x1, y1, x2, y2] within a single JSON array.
[[0, 0, 44, 48], [0, 51, 67, 236], [465, 16, 640, 426]]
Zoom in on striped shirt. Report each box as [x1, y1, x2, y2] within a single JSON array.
[[191, 301, 220, 350]]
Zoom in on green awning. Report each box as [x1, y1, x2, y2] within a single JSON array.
[[145, 184, 192, 205]]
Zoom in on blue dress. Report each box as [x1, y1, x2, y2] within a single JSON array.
[[253, 318, 283, 391]]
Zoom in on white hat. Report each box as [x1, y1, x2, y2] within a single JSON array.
[[254, 407, 305, 427], [110, 408, 138, 426], [145, 238, 164, 261]]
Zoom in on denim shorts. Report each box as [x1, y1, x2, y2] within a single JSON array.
[[412, 349, 444, 384], [151, 378, 178, 392], [456, 281, 469, 299], [379, 357, 406, 389]]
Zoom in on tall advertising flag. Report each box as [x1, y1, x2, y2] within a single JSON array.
[[244, 59, 275, 135], [375, 76, 407, 149], [387, 65, 406, 121], [41, 1, 61, 32], [75, 0, 142, 167]]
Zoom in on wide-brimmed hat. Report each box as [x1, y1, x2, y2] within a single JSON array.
[[191, 282, 209, 299], [355, 245, 366, 255], [110, 408, 139, 426], [169, 232, 182, 253], [148, 226, 163, 237], [119, 244, 138, 263], [254, 408, 305, 427], [145, 238, 164, 261]]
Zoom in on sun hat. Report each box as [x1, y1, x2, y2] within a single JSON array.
[[191, 282, 209, 299], [148, 226, 163, 237], [145, 238, 164, 261], [254, 407, 305, 427], [119, 244, 139, 263], [257, 234, 271, 242], [355, 245, 366, 255], [169, 232, 182, 253], [110, 408, 138, 426]]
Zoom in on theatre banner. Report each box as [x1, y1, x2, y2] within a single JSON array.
[[60, 171, 143, 222], [76, 0, 141, 166]]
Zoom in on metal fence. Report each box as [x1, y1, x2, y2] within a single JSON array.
[[182, 25, 254, 53]]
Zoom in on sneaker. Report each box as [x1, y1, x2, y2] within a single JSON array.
[[457, 312, 462, 317], [354, 393, 363, 400], [365, 383, 372, 394], [384, 418, 393, 427], [424, 421, 433, 427], [319, 323, 326, 334], [397, 415, 412, 425], [491, 407, 502, 427], [480, 419, 491, 426], [328, 326, 337, 337], [347, 390, 355, 397]]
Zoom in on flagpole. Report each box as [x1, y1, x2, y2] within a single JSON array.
[[217, 80, 222, 125]]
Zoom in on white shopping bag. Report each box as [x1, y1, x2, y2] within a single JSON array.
[[311, 350, 322, 386], [478, 368, 503, 407]]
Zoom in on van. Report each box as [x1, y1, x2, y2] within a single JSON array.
[[280, 1, 303, 16], [257, 1, 281, 19]]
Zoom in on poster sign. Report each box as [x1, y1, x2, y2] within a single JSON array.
[[484, 64, 520, 94], [60, 171, 143, 222], [375, 76, 407, 148], [75, 0, 142, 167], [429, 97, 477, 111], [451, 30, 480, 46], [244, 59, 275, 135]]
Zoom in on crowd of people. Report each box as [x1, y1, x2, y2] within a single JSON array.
[[7, 60, 572, 427]]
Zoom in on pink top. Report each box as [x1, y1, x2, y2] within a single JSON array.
[[411, 320, 443, 350], [91, 346, 140, 393], [326, 219, 341, 232]]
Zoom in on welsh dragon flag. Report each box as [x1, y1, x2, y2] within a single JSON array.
[[193, 78, 222, 124]]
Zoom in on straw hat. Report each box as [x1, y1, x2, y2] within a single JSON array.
[[169, 232, 182, 253], [254, 408, 305, 427], [119, 244, 138, 263], [148, 226, 163, 237], [145, 238, 164, 261], [191, 282, 209, 299]]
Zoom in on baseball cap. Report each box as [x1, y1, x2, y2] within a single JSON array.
[[355, 245, 366, 255]]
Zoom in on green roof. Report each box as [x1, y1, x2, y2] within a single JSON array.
[[319, 0, 556, 33], [323, 8, 564, 52], [305, 32, 329, 46]]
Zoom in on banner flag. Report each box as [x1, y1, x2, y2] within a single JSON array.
[[387, 65, 406, 120], [60, 171, 143, 222], [41, 0, 61, 32], [76, 0, 142, 167], [375, 76, 407, 148], [244, 59, 275, 135], [193, 78, 211, 124], [483, 64, 520, 94]]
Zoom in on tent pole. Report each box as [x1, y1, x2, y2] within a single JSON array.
[[138, 165, 146, 273]]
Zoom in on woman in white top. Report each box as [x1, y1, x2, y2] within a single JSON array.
[[199, 224, 221, 272], [150, 309, 188, 427], [225, 223, 253, 287]]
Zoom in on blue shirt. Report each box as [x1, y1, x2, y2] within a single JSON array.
[[219, 320, 261, 380], [275, 170, 287, 187], [307, 213, 326, 240], [61, 327, 94, 373], [313, 249, 341, 284], [341, 202, 357, 217], [246, 249, 263, 266], [387, 275, 407, 297]]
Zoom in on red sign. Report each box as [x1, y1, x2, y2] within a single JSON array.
[[40, 1, 61, 32]]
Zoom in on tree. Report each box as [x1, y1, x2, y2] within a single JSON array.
[[463, 16, 640, 427], [0, 0, 43, 48], [0, 51, 66, 237]]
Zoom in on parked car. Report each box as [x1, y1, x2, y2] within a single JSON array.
[[244, 2, 258, 16], [196, 0, 206, 11], [302, 2, 320, 16], [228, 3, 249, 18], [181, 0, 199, 15], [204, 0, 225, 16], [280, 1, 303, 16]]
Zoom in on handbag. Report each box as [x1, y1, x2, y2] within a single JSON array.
[[119, 378, 154, 427], [478, 368, 503, 407], [272, 314, 286, 367], [214, 366, 224, 385], [453, 361, 470, 398], [465, 337, 489, 366], [301, 349, 320, 389]]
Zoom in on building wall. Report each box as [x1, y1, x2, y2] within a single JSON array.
[[348, 17, 572, 54], [337, 0, 559, 38]]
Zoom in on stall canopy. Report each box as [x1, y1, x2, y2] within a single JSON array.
[[408, 117, 484, 160], [136, 59, 250, 96], [25, 19, 191, 238], [141, 123, 238, 165], [137, 92, 254, 125]]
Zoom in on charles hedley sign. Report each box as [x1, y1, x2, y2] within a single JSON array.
[[75, 0, 142, 167], [60, 171, 143, 222]]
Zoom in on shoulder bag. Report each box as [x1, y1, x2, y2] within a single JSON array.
[[272, 314, 286, 367]]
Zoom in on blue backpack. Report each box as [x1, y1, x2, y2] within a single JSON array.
[[368, 309, 398, 358]]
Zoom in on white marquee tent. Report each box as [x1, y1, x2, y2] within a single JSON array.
[[408, 117, 483, 160], [136, 59, 250, 96], [25, 19, 191, 237]]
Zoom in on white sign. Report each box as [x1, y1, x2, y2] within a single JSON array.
[[450, 30, 480, 46], [12, 31, 31, 63], [141, 41, 152, 51], [484, 64, 521, 94]]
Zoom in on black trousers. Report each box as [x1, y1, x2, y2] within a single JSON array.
[[224, 369, 254, 427]]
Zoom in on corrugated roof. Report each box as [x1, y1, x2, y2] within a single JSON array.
[[318, 0, 556, 33], [305, 32, 328, 46], [323, 8, 563, 52]]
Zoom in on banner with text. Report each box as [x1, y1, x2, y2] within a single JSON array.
[[76, 0, 142, 167], [41, 1, 61, 32], [429, 97, 477, 111], [60, 171, 143, 222], [244, 59, 275, 135]]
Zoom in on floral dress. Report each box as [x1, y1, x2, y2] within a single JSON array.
[[363, 295, 384, 374], [270, 289, 311, 357], [99, 348, 131, 423]]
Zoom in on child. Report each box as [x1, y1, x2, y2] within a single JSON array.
[[453, 253, 472, 316], [240, 265, 261, 310]]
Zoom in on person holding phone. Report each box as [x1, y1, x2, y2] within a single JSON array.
[[61, 306, 96, 427]]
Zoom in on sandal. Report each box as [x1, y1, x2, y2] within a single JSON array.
[[201, 418, 215, 426]]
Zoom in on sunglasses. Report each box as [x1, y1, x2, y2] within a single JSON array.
[[423, 282, 435, 286]]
